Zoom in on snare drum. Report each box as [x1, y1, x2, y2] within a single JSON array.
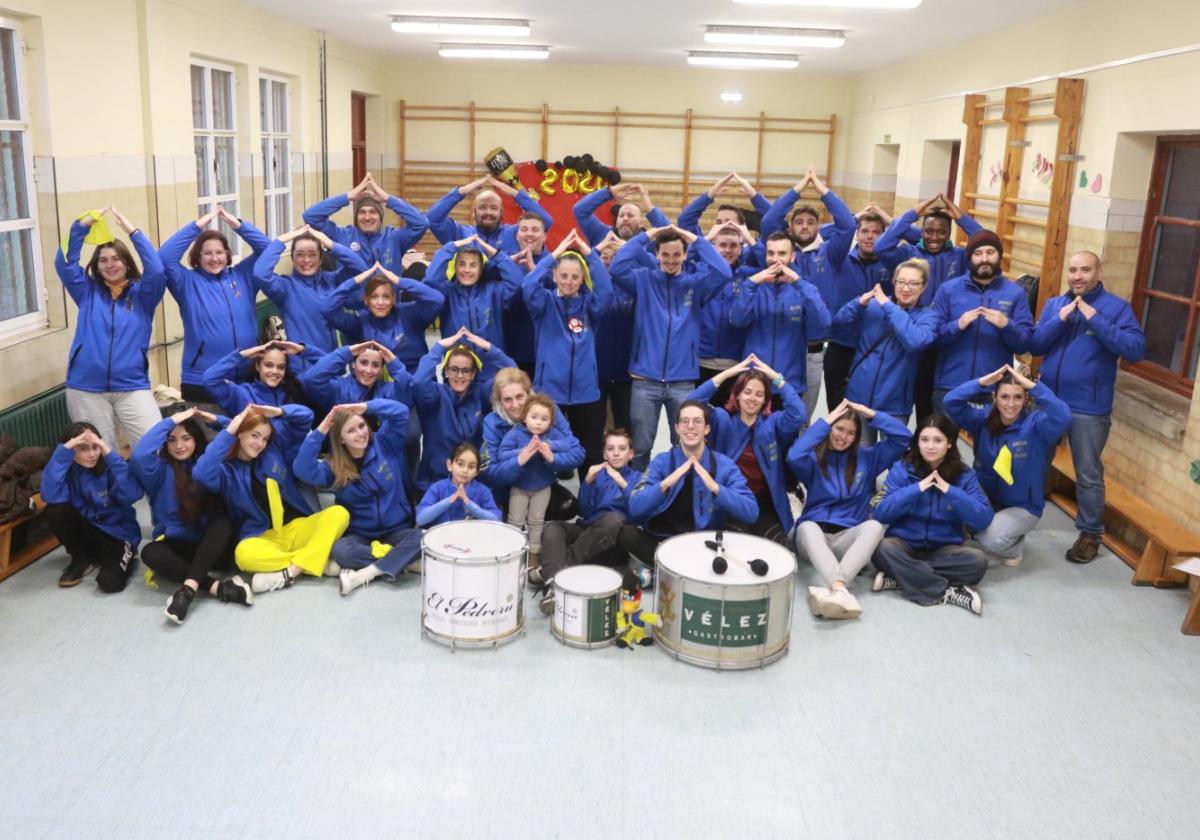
[[654, 531, 796, 670], [421, 521, 527, 649], [551, 565, 623, 649]]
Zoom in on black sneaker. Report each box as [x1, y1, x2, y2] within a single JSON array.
[[538, 591, 554, 617], [164, 586, 196, 624], [942, 584, 983, 616], [871, 571, 901, 592], [58, 558, 94, 588], [216, 576, 254, 607]]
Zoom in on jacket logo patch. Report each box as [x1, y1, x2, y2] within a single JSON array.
[[568, 317, 584, 334]]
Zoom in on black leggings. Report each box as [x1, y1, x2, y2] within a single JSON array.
[[728, 494, 789, 546], [823, 343, 855, 412], [564, 399, 609, 481], [44, 503, 137, 593], [141, 515, 237, 587], [617, 525, 666, 569], [600, 381, 632, 433]]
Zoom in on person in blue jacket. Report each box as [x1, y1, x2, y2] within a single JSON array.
[[572, 182, 671, 249], [593, 231, 636, 430], [300, 341, 412, 411], [301, 173, 428, 274], [697, 223, 754, 393], [522, 230, 614, 475], [252, 225, 370, 363], [690, 354, 806, 544], [131, 409, 253, 623], [56, 207, 166, 450], [732, 233, 832, 398], [931, 230, 1034, 425], [425, 234, 523, 350], [872, 414, 994, 615], [412, 327, 515, 492], [789, 401, 911, 621], [42, 422, 141, 592], [610, 225, 733, 471], [160, 207, 270, 405], [944, 364, 1072, 566], [678, 172, 770, 243], [835, 258, 940, 440], [294, 400, 423, 596], [320, 261, 444, 374], [193, 403, 349, 595], [619, 401, 759, 571], [203, 341, 321, 416], [416, 443, 503, 526], [427, 174, 552, 250], [1030, 251, 1146, 563]]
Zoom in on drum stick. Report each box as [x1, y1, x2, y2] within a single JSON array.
[[703, 537, 769, 577]]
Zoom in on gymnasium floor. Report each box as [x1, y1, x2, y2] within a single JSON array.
[[2, 404, 1199, 838]]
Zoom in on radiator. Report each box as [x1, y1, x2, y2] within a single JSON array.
[[0, 386, 71, 449]]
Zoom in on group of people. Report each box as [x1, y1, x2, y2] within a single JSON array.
[[42, 165, 1145, 625]]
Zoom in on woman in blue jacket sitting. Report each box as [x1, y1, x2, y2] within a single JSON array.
[[131, 409, 253, 624], [689, 354, 807, 545], [872, 415, 994, 615], [42, 422, 141, 592], [55, 206, 166, 449], [416, 443, 502, 526], [425, 234, 523, 350], [294, 400, 422, 596], [203, 340, 321, 416], [299, 341, 412, 412], [943, 364, 1072, 566]]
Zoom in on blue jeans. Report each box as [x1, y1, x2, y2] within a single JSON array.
[[331, 526, 424, 578], [630, 379, 694, 472], [1067, 412, 1110, 536], [872, 536, 987, 606]]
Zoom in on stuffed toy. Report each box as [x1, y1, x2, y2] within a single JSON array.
[[616, 572, 661, 649]]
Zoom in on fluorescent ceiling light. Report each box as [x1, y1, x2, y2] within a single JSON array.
[[721, 91, 744, 103], [705, 25, 845, 48], [438, 44, 549, 60], [688, 51, 799, 70], [732, 0, 921, 9], [391, 15, 531, 37]]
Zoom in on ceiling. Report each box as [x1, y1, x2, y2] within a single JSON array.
[[245, 0, 1081, 74]]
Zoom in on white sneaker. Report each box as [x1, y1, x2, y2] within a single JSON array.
[[339, 567, 376, 596], [250, 569, 292, 594], [806, 586, 829, 617], [1002, 551, 1023, 568], [820, 587, 862, 620], [323, 559, 342, 577]]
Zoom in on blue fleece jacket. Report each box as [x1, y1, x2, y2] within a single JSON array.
[[677, 192, 771, 236], [57, 222, 166, 393], [690, 378, 807, 531], [596, 281, 636, 386], [609, 233, 733, 382], [192, 405, 315, 540], [416, 479, 502, 526], [252, 239, 369, 357], [874, 208, 983, 304], [835, 298, 940, 417], [412, 342, 515, 491], [293, 399, 413, 536], [496, 423, 585, 493], [699, 265, 750, 361], [203, 346, 322, 416], [425, 242, 524, 349], [1029, 283, 1145, 416], [426, 187, 552, 249], [320, 275, 444, 373], [479, 407, 572, 506], [572, 186, 671, 249], [129, 416, 228, 542], [932, 274, 1034, 390], [830, 249, 903, 349], [627, 446, 758, 531], [299, 346, 413, 411], [578, 464, 640, 525], [944, 380, 1072, 516], [302, 193, 429, 274], [42, 446, 142, 546], [731, 276, 831, 394], [523, 252, 613, 405], [160, 220, 270, 387], [788, 413, 913, 529], [874, 461, 994, 549]]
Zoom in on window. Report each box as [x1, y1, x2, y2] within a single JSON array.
[[191, 60, 240, 253], [260, 75, 291, 238], [1130, 135, 1200, 395], [0, 21, 45, 340]]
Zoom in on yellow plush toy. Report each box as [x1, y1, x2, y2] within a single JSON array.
[[616, 572, 662, 649]]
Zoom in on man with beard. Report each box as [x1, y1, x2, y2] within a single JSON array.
[[930, 230, 1033, 432], [1030, 251, 1144, 565], [574, 183, 671, 252], [427, 174, 552, 250], [303, 173, 428, 275]]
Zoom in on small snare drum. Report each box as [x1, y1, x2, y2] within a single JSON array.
[[551, 565, 623, 649], [654, 531, 796, 670], [421, 521, 527, 649]]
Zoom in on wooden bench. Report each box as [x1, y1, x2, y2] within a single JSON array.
[[0, 494, 59, 583], [1046, 445, 1200, 589], [1177, 562, 1200, 636]]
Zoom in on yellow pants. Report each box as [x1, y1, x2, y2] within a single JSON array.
[[235, 505, 350, 577]]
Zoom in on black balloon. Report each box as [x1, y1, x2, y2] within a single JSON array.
[[609, 170, 622, 185], [535, 159, 547, 172]]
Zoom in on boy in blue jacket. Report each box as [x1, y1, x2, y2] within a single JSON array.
[[301, 173, 428, 274], [1030, 251, 1145, 563], [427, 175, 552, 250]]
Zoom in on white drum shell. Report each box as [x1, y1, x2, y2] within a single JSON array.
[[551, 565, 623, 649]]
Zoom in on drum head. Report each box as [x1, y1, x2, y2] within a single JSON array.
[[655, 531, 796, 584], [555, 565, 622, 595], [423, 520, 526, 561]]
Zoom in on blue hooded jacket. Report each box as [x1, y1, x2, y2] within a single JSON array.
[[293, 399, 414, 537], [932, 273, 1034, 390], [425, 242, 524, 349], [572, 186, 671, 250], [203, 346, 323, 416], [874, 208, 983, 304], [829, 249, 902, 349], [627, 446, 758, 531], [698, 261, 750, 362], [42, 446, 142, 546], [788, 413, 912, 529], [299, 346, 413, 412], [161, 220, 270, 387], [426, 187, 552, 249], [1029, 283, 1145, 416], [129, 416, 228, 542], [479, 405, 572, 507], [57, 222, 167, 393], [320, 275, 444, 374], [835, 297, 940, 417], [578, 464, 641, 525], [302, 193, 429, 274], [731, 276, 831, 394], [416, 479, 502, 526], [874, 460, 994, 549], [609, 233, 733, 382], [496, 422, 585, 493]]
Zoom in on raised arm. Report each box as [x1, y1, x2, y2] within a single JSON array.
[[54, 220, 92, 304], [302, 193, 352, 238]]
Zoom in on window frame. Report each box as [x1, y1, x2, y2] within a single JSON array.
[[259, 73, 292, 239], [191, 58, 241, 255], [1127, 134, 1200, 396], [0, 17, 47, 341]]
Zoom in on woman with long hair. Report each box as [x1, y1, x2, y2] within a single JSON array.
[[788, 400, 911, 619], [872, 415, 994, 615], [203, 340, 320, 415], [300, 341, 412, 412], [131, 409, 252, 623]]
